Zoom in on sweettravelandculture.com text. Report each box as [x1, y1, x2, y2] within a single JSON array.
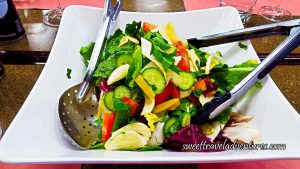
[[182, 139, 286, 151]]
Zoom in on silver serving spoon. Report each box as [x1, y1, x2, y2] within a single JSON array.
[[58, 0, 121, 149]]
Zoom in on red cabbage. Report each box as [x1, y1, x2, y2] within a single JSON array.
[[162, 124, 221, 152], [98, 79, 115, 94]]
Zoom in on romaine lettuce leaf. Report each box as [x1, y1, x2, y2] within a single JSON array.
[[93, 58, 117, 78], [126, 45, 143, 88]]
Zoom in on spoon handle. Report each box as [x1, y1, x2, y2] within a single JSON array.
[[77, 0, 122, 102]]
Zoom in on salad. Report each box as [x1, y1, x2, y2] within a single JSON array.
[[79, 21, 262, 151]]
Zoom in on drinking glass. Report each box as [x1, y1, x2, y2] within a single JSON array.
[[220, 0, 258, 23], [43, 0, 63, 27], [258, 0, 292, 22]]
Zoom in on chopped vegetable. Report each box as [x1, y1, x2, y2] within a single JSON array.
[[66, 68, 72, 79], [126, 45, 143, 88], [102, 112, 116, 142], [171, 72, 195, 91], [117, 54, 132, 66], [177, 56, 190, 72], [144, 113, 161, 131], [165, 22, 179, 44], [135, 75, 155, 99], [122, 97, 139, 117], [175, 41, 188, 57], [143, 22, 157, 33], [163, 117, 180, 138], [107, 64, 130, 85], [238, 42, 248, 50], [153, 98, 180, 114], [104, 91, 115, 111], [93, 58, 117, 79], [113, 85, 131, 99], [141, 67, 167, 94], [162, 125, 212, 151]]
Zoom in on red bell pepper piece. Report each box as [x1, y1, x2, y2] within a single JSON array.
[[143, 22, 157, 33], [122, 97, 139, 117], [101, 112, 116, 142]]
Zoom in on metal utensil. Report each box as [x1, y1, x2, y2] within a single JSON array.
[[188, 19, 300, 48], [190, 20, 300, 125], [58, 0, 121, 149]]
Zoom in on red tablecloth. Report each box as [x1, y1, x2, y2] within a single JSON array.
[[6, 0, 300, 168], [183, 0, 300, 15]]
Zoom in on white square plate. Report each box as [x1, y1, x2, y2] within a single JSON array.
[[0, 5, 300, 164]]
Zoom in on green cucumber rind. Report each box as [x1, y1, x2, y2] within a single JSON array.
[[113, 85, 131, 99], [171, 72, 195, 91], [104, 91, 115, 111], [141, 67, 166, 94]]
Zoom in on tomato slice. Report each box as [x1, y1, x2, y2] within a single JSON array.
[[101, 112, 116, 142], [122, 97, 139, 117], [143, 22, 157, 33], [175, 41, 188, 57], [177, 56, 190, 72]]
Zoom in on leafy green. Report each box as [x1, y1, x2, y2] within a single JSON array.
[[189, 44, 207, 66], [80, 42, 95, 66], [103, 29, 128, 60], [144, 32, 178, 72], [238, 42, 248, 50], [174, 99, 197, 116], [213, 60, 258, 91], [113, 98, 130, 111], [93, 58, 117, 78], [93, 119, 103, 140], [125, 21, 144, 38], [66, 68, 72, 79], [215, 108, 231, 124], [137, 146, 163, 151], [90, 142, 105, 149], [126, 45, 143, 88], [112, 98, 131, 132], [233, 59, 258, 68]]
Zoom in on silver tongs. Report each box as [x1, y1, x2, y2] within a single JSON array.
[[189, 19, 300, 125]]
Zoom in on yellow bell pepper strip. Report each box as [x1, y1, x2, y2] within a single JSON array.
[[152, 98, 180, 114], [135, 75, 155, 99], [144, 113, 161, 131], [165, 22, 179, 44]]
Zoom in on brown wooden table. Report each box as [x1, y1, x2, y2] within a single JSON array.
[[0, 0, 300, 168]]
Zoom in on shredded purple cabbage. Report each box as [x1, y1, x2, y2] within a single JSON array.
[[162, 125, 222, 152], [98, 79, 115, 94]]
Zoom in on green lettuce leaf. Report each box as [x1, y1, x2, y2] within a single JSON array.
[[144, 32, 177, 71], [126, 45, 143, 88], [93, 58, 117, 78], [80, 42, 95, 66], [125, 21, 144, 38]]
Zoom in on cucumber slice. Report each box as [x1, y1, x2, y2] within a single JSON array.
[[114, 85, 131, 99], [163, 117, 180, 138], [171, 72, 195, 91], [104, 91, 115, 111], [141, 67, 166, 94], [117, 55, 132, 67], [181, 112, 191, 127]]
